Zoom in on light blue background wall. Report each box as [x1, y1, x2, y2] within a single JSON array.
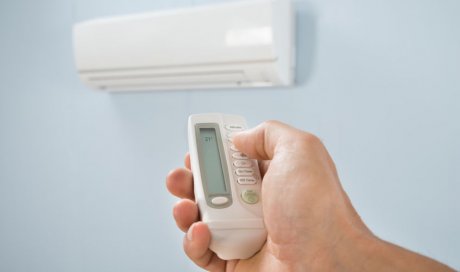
[[0, 0, 459, 271]]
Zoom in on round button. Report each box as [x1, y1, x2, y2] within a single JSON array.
[[241, 190, 259, 204], [211, 196, 229, 205]]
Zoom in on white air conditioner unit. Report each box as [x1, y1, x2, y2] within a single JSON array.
[[73, 0, 295, 92]]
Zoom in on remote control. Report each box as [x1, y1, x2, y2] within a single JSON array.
[[188, 113, 266, 260]]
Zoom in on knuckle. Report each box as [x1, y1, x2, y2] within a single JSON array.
[[299, 132, 322, 147], [262, 119, 282, 128]]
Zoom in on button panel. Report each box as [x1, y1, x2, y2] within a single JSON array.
[[224, 122, 261, 206]]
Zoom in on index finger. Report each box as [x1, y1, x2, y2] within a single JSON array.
[[232, 120, 303, 160]]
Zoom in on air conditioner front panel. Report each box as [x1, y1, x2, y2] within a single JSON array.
[[74, 1, 277, 71]]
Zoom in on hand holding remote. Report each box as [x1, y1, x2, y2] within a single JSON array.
[[166, 120, 453, 272]]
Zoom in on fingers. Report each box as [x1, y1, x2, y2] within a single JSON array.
[[184, 153, 191, 170], [166, 168, 194, 200], [173, 199, 226, 270], [169, 154, 225, 270], [173, 199, 199, 232], [233, 120, 300, 160], [258, 160, 271, 177], [184, 222, 226, 271]]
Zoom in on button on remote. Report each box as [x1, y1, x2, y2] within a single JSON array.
[[225, 124, 244, 131], [237, 177, 257, 185], [241, 190, 259, 204], [211, 196, 229, 205], [233, 160, 252, 167], [232, 152, 248, 159], [235, 168, 254, 176]]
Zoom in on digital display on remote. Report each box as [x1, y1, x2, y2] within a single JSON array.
[[199, 128, 227, 195]]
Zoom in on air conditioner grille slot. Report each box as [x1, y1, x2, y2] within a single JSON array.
[[87, 70, 245, 81], [82, 70, 248, 89]]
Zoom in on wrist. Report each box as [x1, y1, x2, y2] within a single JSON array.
[[303, 223, 380, 271], [332, 227, 381, 271]]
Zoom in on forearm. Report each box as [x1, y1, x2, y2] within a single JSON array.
[[335, 231, 455, 272], [366, 239, 453, 271]]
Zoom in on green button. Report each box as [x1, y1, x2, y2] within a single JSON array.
[[241, 190, 259, 204]]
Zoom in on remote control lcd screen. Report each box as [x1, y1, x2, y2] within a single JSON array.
[[198, 128, 227, 194]]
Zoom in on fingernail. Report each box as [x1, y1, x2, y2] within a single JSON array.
[[187, 224, 195, 241]]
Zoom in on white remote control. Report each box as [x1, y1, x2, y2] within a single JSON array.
[[188, 113, 267, 260]]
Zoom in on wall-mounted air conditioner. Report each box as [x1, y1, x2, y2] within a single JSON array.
[[73, 0, 295, 91]]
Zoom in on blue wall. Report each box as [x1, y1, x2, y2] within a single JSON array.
[[0, 0, 459, 271]]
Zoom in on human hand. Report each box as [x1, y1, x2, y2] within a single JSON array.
[[166, 121, 453, 272]]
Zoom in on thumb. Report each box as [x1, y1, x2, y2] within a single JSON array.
[[232, 120, 296, 161]]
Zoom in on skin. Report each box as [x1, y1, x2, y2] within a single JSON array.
[[166, 121, 454, 272]]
